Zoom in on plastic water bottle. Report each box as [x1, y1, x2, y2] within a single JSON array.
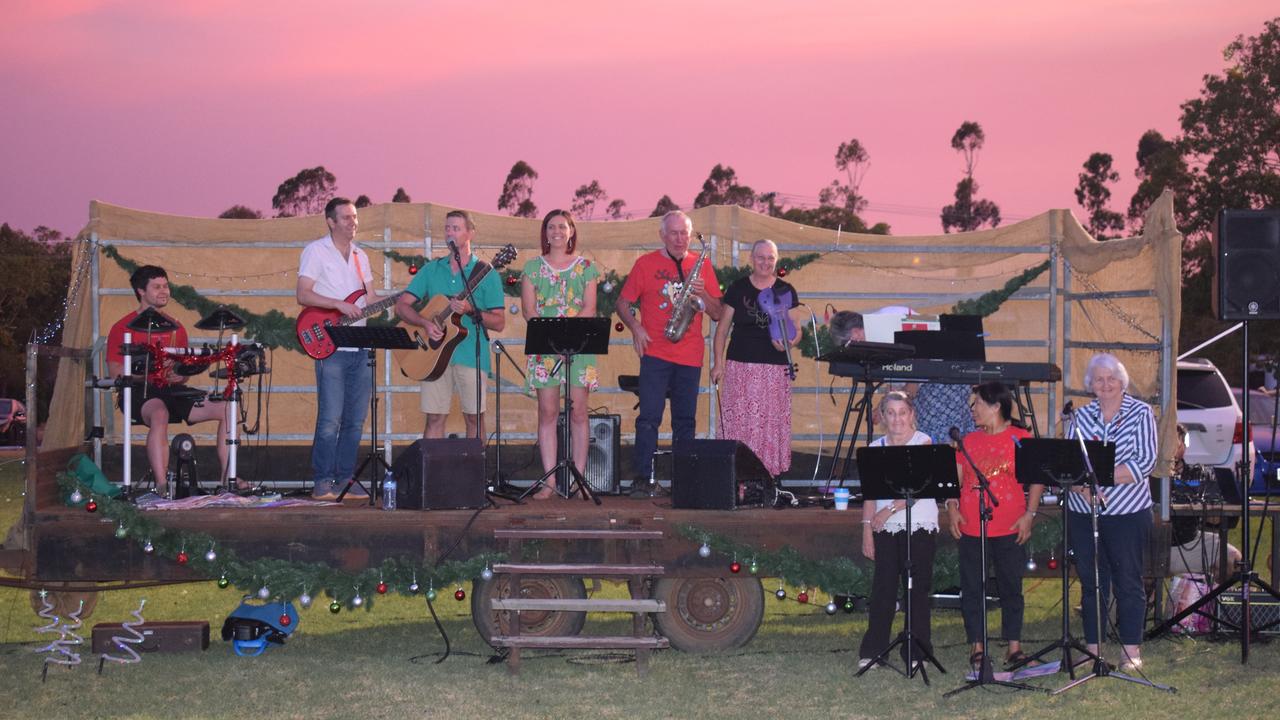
[[382, 470, 397, 511]]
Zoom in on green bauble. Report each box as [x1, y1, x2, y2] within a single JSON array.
[[329, 600, 341, 614], [217, 575, 230, 589]]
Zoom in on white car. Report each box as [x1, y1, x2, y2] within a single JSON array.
[[1177, 358, 1253, 491]]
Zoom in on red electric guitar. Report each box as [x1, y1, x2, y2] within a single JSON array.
[[295, 289, 405, 359]]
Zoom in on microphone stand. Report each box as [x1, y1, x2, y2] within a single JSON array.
[[448, 240, 489, 444], [488, 339, 525, 503], [1054, 422, 1173, 694], [947, 428, 1043, 697]]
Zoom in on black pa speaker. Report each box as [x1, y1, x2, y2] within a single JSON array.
[[392, 438, 486, 510], [556, 414, 622, 494], [1215, 209, 1280, 320], [671, 439, 773, 509]]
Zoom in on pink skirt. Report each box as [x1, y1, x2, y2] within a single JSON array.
[[718, 359, 792, 477]]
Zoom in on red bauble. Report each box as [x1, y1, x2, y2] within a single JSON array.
[[85, 500, 98, 513], [176, 551, 189, 565], [376, 582, 388, 595], [1047, 558, 1060, 570], [777, 267, 788, 277], [797, 591, 809, 604], [729, 561, 741, 574], [408, 264, 418, 275], [614, 322, 624, 332], [505, 274, 520, 286], [279, 614, 292, 627], [454, 588, 466, 601]]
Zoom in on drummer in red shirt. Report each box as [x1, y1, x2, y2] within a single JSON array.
[[945, 381, 1044, 671], [106, 265, 229, 496]]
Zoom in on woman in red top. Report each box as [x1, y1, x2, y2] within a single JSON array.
[[946, 381, 1044, 671]]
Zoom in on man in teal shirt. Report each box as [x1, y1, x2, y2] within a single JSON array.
[[395, 210, 506, 440]]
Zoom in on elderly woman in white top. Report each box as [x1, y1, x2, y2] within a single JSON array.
[[1066, 353, 1157, 672], [857, 390, 938, 670]]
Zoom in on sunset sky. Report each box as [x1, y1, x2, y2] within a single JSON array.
[[1, 1, 1275, 237]]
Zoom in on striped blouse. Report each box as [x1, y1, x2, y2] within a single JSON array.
[[1065, 394, 1156, 516]]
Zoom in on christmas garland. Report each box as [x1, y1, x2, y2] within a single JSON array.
[[103, 246, 303, 353], [675, 518, 1061, 599], [56, 472, 503, 610], [798, 260, 1052, 359]]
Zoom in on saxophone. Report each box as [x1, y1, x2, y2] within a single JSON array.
[[663, 233, 710, 342]]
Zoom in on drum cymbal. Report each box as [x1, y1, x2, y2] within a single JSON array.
[[195, 306, 247, 331], [126, 307, 179, 333]]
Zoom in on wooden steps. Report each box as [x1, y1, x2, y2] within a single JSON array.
[[490, 527, 667, 676]]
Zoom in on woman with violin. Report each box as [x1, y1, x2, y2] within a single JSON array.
[[711, 239, 801, 478]]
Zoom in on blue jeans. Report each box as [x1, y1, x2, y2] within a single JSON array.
[[1068, 508, 1152, 645], [634, 355, 701, 479], [312, 351, 372, 485]]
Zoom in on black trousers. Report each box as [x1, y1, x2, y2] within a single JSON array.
[[858, 529, 937, 664], [958, 533, 1026, 644]]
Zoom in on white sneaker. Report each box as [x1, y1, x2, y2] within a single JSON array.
[[857, 658, 876, 670]]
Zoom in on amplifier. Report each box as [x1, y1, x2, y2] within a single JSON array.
[[1216, 591, 1280, 634], [393, 438, 487, 510], [671, 439, 773, 510], [91, 620, 210, 654]]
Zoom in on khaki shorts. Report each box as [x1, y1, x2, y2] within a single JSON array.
[[419, 364, 486, 415]]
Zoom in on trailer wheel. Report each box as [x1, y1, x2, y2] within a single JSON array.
[[471, 575, 587, 647], [652, 576, 764, 653], [29, 584, 99, 621]]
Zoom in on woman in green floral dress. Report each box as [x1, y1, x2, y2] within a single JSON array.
[[520, 209, 601, 498]]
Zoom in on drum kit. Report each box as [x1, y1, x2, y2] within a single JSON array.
[[99, 305, 271, 499]]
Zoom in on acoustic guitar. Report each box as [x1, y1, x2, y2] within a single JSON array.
[[295, 289, 404, 359], [394, 244, 518, 381]]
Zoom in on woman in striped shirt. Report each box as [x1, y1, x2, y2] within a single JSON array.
[[1066, 353, 1157, 672]]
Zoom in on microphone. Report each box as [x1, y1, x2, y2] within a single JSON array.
[[1061, 400, 1074, 417], [446, 237, 458, 250], [948, 426, 963, 444]]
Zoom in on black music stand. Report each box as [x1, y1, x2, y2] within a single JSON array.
[[854, 444, 958, 684], [1010, 438, 1113, 679], [1049, 429, 1173, 694], [328, 325, 416, 505], [816, 341, 914, 491], [520, 317, 610, 504]]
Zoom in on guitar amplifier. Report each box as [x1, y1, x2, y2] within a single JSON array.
[[1216, 590, 1280, 634], [671, 439, 774, 509], [92, 621, 210, 654]]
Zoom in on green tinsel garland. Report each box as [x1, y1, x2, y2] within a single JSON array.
[[57, 472, 503, 609], [676, 517, 1061, 598], [798, 260, 1051, 360], [103, 245, 304, 353]]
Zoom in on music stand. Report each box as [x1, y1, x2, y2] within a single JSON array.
[[521, 317, 610, 504], [1047, 429, 1173, 694], [817, 341, 914, 492], [1010, 438, 1113, 678], [327, 325, 416, 505], [854, 444, 957, 684]]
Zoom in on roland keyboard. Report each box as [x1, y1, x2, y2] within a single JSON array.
[[826, 358, 1062, 384]]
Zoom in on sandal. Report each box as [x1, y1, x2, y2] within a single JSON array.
[[969, 651, 985, 670], [1004, 651, 1038, 670]]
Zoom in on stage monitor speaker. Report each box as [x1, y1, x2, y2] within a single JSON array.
[[556, 413, 621, 494], [1215, 209, 1280, 320], [671, 439, 773, 510], [392, 438, 486, 510]]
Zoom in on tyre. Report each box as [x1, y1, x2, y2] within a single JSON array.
[[651, 576, 764, 653], [471, 575, 587, 647]]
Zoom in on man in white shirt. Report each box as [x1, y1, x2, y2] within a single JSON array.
[[296, 197, 375, 500]]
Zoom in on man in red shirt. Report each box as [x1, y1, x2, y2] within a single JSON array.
[[618, 211, 723, 491], [106, 265, 228, 497]]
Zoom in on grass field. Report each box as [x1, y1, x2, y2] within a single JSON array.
[[1, 454, 1278, 719]]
